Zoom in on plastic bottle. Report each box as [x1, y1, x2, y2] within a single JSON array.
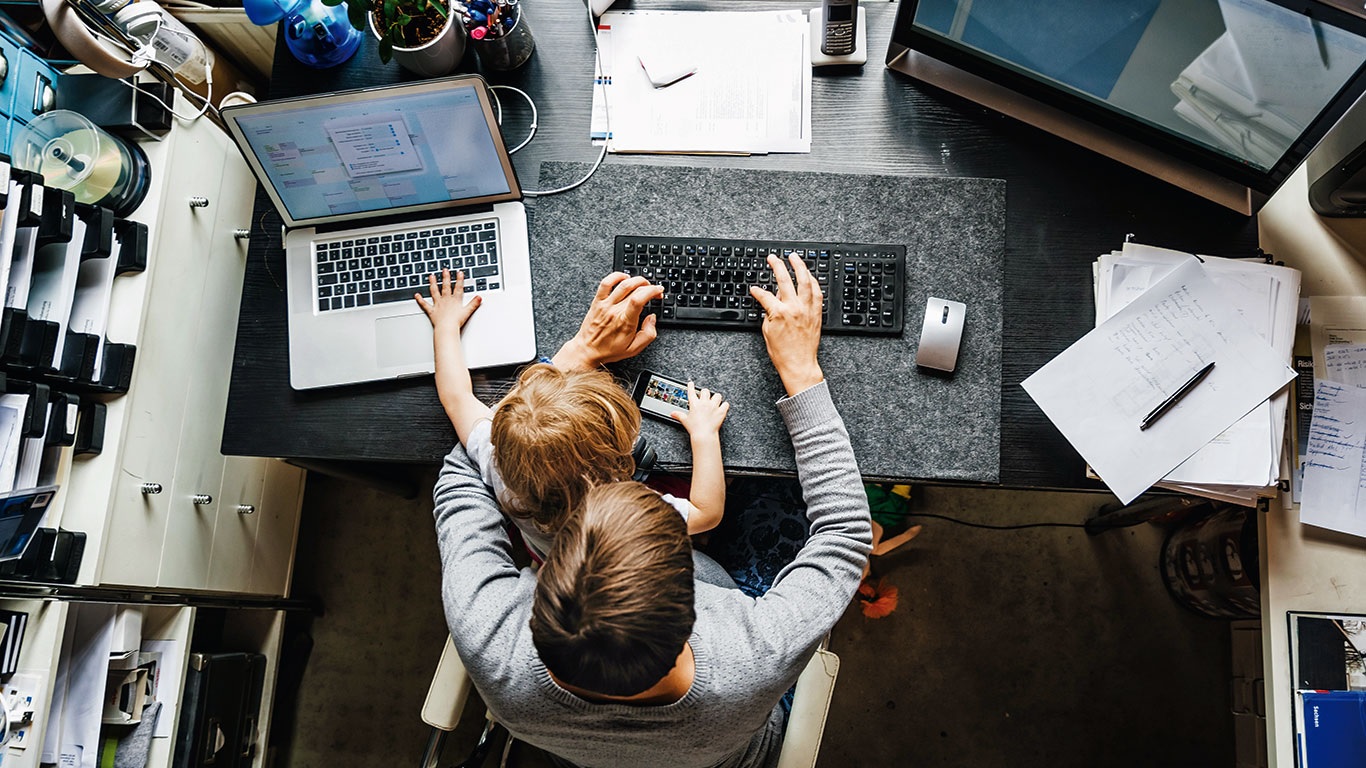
[[110, 0, 215, 83]]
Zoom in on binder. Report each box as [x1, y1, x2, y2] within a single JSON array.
[[173, 652, 267, 768], [1296, 690, 1366, 766], [73, 398, 105, 456], [23, 197, 86, 371], [44, 391, 77, 447], [0, 170, 41, 360], [63, 204, 117, 381]]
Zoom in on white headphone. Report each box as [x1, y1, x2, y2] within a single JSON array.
[[38, 0, 144, 78]]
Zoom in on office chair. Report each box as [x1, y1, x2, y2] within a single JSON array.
[[420, 635, 840, 768]]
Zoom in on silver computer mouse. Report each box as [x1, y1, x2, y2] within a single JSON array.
[[915, 297, 966, 372]]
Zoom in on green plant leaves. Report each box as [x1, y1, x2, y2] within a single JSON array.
[[378, 37, 393, 62], [346, 0, 367, 31]]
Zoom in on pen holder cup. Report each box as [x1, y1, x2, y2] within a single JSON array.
[[471, 5, 534, 71]]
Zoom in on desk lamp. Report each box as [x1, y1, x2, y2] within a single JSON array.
[[244, 0, 361, 69]]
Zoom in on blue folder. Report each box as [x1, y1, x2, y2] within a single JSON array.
[[1298, 690, 1366, 767]]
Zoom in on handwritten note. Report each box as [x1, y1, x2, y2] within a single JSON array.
[[1301, 380, 1366, 538], [1323, 344, 1366, 387]]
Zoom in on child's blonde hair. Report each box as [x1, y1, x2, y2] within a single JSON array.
[[491, 363, 640, 534]]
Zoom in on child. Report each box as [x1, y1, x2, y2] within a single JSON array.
[[416, 269, 730, 559]]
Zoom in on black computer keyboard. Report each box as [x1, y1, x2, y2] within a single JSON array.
[[614, 236, 905, 335], [314, 220, 503, 312]]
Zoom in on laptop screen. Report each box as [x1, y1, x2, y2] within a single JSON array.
[[223, 76, 521, 228]]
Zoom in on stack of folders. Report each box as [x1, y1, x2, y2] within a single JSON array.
[[0, 607, 28, 675], [1023, 241, 1300, 505]]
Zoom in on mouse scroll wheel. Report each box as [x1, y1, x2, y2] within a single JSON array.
[[941, 306, 950, 323]]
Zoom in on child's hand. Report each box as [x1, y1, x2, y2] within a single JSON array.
[[415, 269, 481, 330], [671, 383, 730, 438]]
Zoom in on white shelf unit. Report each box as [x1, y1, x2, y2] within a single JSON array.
[[1, 600, 283, 768], [0, 100, 307, 768], [48, 105, 306, 596]]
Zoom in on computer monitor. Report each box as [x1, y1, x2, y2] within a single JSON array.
[[887, 0, 1366, 214]]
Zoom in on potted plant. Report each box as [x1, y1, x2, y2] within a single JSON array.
[[327, 0, 465, 75]]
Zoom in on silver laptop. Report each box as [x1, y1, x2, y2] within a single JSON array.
[[222, 75, 536, 390]]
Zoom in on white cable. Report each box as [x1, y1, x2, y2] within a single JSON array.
[[88, 13, 215, 122], [520, 0, 610, 197], [488, 85, 537, 154]]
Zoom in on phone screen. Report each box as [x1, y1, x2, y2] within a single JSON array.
[[638, 373, 690, 420]]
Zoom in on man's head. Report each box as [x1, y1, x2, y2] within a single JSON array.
[[531, 481, 696, 697], [492, 364, 641, 532]]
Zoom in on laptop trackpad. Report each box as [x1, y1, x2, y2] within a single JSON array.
[[375, 314, 434, 368]]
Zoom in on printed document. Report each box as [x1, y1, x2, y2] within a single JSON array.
[[590, 10, 812, 154], [1024, 259, 1295, 504]]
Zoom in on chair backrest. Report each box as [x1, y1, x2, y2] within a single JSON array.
[[422, 635, 473, 731], [421, 638, 841, 768], [776, 647, 840, 768]]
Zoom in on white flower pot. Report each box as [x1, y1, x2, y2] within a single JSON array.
[[369, 9, 465, 77]]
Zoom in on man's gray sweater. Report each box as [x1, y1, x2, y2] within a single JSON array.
[[432, 381, 872, 768]]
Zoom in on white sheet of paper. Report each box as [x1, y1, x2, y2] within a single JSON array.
[[56, 604, 116, 768], [594, 10, 811, 154], [0, 394, 28, 494], [1323, 343, 1366, 387], [140, 638, 185, 739], [1024, 259, 1295, 504], [1301, 380, 1366, 538]]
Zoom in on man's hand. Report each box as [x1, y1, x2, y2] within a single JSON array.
[[415, 269, 482, 330], [750, 253, 825, 397], [553, 272, 663, 370]]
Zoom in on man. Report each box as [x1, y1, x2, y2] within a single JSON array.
[[432, 253, 872, 767]]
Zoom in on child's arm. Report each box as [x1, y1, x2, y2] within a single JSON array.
[[670, 383, 730, 534], [415, 269, 493, 445]]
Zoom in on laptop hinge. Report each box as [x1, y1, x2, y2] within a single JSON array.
[[311, 203, 499, 235]]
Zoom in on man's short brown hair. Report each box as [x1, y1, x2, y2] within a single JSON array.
[[492, 364, 640, 534], [531, 482, 695, 697]]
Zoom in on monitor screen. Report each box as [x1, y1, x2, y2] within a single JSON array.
[[226, 79, 517, 226], [891, 0, 1366, 204]]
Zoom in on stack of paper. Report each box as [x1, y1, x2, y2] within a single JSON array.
[[1295, 297, 1366, 539], [1023, 243, 1299, 505], [589, 10, 812, 154]]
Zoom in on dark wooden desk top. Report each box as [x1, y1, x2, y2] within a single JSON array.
[[222, 0, 1259, 490]]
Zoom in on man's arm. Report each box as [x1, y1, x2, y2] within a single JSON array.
[[432, 439, 529, 667], [748, 255, 873, 656]]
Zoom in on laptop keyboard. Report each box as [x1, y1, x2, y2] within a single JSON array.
[[314, 220, 502, 312], [614, 235, 905, 335]]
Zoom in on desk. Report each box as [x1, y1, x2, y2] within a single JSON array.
[[221, 0, 1258, 489]]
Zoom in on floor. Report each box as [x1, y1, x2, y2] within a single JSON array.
[[274, 471, 1233, 768]]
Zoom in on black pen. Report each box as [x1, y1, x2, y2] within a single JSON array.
[[1139, 361, 1215, 431]]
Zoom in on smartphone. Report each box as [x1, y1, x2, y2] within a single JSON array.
[[632, 370, 700, 425], [821, 0, 858, 56]]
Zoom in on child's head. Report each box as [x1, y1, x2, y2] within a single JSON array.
[[530, 481, 695, 696], [491, 363, 641, 533]]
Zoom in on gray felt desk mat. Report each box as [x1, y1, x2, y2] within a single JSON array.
[[529, 162, 1004, 482]]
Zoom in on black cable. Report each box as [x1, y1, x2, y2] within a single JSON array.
[[904, 511, 1144, 532]]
